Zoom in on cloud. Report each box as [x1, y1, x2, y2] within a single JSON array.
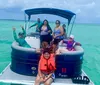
[[0, 0, 96, 10], [76, 9, 81, 14], [0, 0, 100, 23]]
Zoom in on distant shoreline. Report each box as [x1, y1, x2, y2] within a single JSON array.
[[0, 19, 25, 21], [0, 19, 100, 24], [0, 19, 35, 22], [0, 19, 36, 21]]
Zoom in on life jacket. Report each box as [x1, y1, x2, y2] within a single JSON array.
[[39, 54, 56, 74]]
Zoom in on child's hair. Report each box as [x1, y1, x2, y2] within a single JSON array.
[[42, 41, 49, 48], [43, 48, 51, 54]]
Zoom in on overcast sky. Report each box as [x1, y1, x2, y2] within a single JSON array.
[[0, 0, 100, 23]]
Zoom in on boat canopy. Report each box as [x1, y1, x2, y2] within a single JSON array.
[[25, 8, 76, 25]]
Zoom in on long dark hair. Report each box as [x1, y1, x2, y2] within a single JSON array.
[[62, 24, 66, 33], [43, 19, 49, 25], [55, 20, 60, 25], [39, 19, 52, 34]]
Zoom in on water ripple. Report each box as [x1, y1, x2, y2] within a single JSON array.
[[0, 40, 12, 44]]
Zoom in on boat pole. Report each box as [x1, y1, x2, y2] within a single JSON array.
[[69, 15, 76, 36]]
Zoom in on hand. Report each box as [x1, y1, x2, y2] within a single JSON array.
[[43, 76, 50, 82], [60, 40, 63, 44], [54, 35, 57, 39], [36, 49, 41, 53], [47, 30, 50, 33], [41, 30, 45, 32], [40, 77, 44, 83], [12, 27, 16, 31]]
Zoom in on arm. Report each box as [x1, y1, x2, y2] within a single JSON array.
[[29, 22, 37, 28], [20, 25, 26, 37], [47, 25, 52, 34], [52, 32, 55, 38], [38, 59, 43, 78], [44, 73, 53, 82], [75, 42, 81, 46], [48, 30, 52, 34], [12, 28, 19, 42], [52, 28, 55, 38], [63, 40, 68, 43]]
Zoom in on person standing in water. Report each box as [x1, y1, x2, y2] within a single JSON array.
[[29, 18, 42, 32]]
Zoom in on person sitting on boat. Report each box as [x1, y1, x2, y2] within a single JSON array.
[[62, 24, 67, 39], [36, 41, 54, 54], [56, 35, 81, 54], [52, 20, 64, 53], [36, 41, 49, 53], [39, 19, 52, 45], [34, 48, 56, 85], [53, 20, 64, 44], [12, 26, 30, 48], [29, 18, 42, 32]]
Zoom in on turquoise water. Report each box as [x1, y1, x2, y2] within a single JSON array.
[[0, 20, 100, 85]]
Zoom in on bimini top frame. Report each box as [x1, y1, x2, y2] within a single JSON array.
[[24, 8, 76, 36], [25, 8, 76, 25]]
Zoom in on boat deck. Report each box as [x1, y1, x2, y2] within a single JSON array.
[[0, 63, 94, 85]]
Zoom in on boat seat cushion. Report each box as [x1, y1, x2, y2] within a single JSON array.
[[25, 36, 40, 49]]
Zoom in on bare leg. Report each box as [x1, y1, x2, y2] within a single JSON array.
[[34, 74, 41, 85], [60, 48, 68, 53], [52, 44, 57, 53], [56, 48, 61, 54], [36, 48, 41, 53], [56, 48, 68, 54], [44, 78, 53, 85]]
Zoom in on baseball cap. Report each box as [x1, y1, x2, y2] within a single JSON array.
[[69, 35, 74, 39]]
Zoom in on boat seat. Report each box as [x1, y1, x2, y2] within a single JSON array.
[[72, 76, 90, 84], [58, 41, 84, 55], [25, 36, 40, 49]]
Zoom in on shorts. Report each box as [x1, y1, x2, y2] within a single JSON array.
[[40, 34, 52, 44], [43, 73, 55, 81], [53, 39, 61, 45], [51, 73, 55, 80]]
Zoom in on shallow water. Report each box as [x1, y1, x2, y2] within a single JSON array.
[[0, 20, 100, 85]]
